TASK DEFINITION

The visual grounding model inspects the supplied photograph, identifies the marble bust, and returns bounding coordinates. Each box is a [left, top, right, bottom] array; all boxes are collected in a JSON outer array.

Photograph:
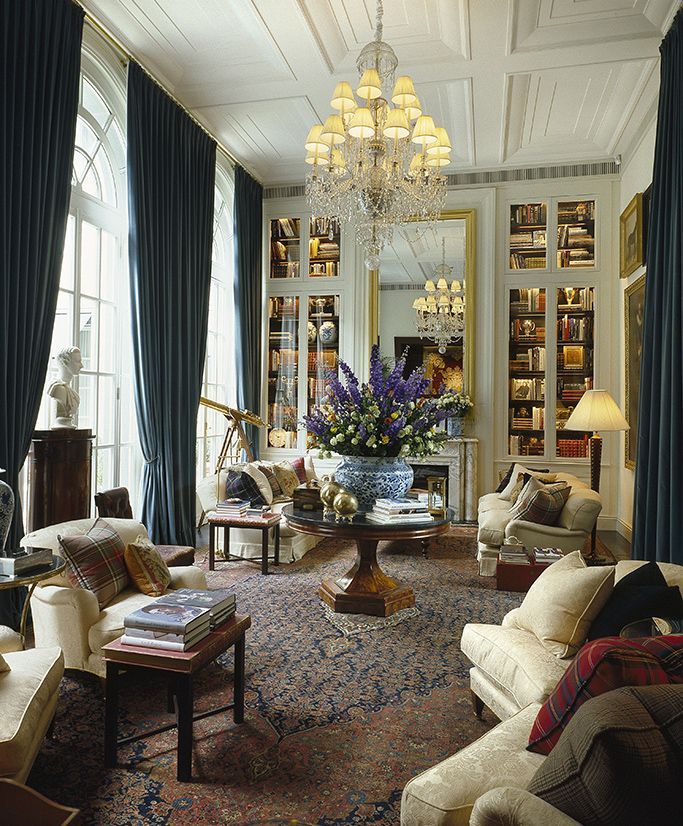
[[47, 346, 83, 429]]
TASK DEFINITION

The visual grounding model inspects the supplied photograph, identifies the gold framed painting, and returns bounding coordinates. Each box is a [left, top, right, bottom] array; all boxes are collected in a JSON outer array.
[[620, 193, 644, 278], [624, 273, 646, 469]]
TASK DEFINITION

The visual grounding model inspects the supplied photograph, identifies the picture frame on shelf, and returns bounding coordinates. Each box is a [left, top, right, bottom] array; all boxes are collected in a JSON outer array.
[[562, 345, 585, 370], [624, 273, 646, 469], [620, 193, 644, 278]]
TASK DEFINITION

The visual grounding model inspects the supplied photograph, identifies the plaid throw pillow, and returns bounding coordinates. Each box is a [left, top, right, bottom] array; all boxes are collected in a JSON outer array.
[[288, 456, 308, 484], [510, 480, 571, 525], [257, 464, 282, 498], [58, 518, 129, 608], [527, 635, 683, 755], [225, 469, 265, 506]]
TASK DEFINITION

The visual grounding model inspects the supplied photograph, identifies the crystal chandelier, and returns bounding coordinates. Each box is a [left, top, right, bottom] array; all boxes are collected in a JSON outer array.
[[304, 0, 449, 270], [413, 238, 465, 353]]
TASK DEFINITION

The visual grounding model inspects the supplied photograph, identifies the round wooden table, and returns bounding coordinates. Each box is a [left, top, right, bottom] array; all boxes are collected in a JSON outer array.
[[286, 508, 454, 617]]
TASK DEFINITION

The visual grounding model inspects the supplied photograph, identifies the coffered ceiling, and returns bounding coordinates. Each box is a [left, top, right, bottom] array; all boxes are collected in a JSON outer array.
[[80, 0, 678, 184]]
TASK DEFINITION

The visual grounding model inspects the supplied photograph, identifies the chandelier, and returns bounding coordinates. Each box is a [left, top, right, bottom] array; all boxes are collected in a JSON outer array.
[[413, 238, 465, 353], [304, 0, 449, 270]]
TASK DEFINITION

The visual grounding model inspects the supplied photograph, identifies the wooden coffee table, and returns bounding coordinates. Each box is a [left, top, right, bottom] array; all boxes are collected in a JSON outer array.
[[208, 512, 281, 575], [286, 508, 453, 617], [102, 613, 250, 782]]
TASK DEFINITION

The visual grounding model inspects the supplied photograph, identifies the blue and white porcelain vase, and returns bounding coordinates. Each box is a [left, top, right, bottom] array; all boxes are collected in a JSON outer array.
[[334, 456, 414, 510], [0, 468, 14, 552], [447, 417, 463, 437]]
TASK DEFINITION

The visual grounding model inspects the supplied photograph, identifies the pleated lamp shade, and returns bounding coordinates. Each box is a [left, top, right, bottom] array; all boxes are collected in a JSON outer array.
[[564, 390, 630, 432]]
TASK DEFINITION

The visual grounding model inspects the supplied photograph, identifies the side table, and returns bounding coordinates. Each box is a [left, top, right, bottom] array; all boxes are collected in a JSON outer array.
[[208, 513, 281, 575], [0, 555, 65, 647], [103, 613, 251, 782], [496, 560, 548, 592]]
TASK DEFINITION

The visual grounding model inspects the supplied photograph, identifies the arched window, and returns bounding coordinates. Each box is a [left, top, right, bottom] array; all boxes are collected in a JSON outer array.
[[35, 33, 141, 506], [196, 163, 236, 481]]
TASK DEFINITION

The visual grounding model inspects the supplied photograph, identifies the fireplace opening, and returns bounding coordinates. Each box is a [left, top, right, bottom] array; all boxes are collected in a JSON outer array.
[[409, 463, 449, 505]]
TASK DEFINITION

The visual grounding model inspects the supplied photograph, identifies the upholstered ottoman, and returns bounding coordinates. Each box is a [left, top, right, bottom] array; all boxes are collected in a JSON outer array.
[[156, 544, 195, 567], [400, 703, 544, 826]]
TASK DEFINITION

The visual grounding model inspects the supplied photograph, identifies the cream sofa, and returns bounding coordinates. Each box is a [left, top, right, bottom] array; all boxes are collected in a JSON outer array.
[[461, 559, 683, 722], [0, 646, 64, 784], [477, 472, 602, 576], [21, 518, 206, 678], [402, 559, 683, 825], [196, 456, 321, 563]]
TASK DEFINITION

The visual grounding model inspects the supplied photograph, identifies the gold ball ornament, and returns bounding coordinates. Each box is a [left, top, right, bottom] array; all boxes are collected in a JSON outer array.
[[333, 490, 359, 522], [320, 475, 344, 517]]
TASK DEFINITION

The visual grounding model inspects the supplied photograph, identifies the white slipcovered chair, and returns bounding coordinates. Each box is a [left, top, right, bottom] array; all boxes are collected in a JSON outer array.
[[21, 517, 206, 678]]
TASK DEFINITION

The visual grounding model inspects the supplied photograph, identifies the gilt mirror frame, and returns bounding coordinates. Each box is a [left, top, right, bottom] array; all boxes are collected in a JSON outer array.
[[369, 208, 476, 397]]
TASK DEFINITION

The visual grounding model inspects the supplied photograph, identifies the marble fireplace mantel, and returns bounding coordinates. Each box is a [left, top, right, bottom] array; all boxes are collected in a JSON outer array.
[[408, 438, 478, 523]]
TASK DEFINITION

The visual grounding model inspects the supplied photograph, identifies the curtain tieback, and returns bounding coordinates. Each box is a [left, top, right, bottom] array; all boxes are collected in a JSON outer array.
[[144, 455, 160, 465]]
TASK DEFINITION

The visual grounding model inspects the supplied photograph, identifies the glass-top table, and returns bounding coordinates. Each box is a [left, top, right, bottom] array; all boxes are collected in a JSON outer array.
[[286, 507, 454, 617]]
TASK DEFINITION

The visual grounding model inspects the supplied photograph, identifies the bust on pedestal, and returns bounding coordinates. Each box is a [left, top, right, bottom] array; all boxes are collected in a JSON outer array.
[[29, 346, 94, 532], [47, 346, 83, 429]]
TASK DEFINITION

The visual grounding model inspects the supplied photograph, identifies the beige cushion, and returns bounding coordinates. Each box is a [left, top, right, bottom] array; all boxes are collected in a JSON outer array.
[[0, 653, 9, 673], [471, 788, 581, 826], [478, 508, 513, 546], [243, 463, 274, 505], [499, 464, 557, 500], [273, 462, 300, 497], [401, 703, 545, 826], [556, 488, 602, 532], [0, 647, 64, 777], [514, 551, 614, 657], [124, 535, 172, 596], [461, 624, 569, 708], [0, 627, 22, 655], [478, 493, 513, 514]]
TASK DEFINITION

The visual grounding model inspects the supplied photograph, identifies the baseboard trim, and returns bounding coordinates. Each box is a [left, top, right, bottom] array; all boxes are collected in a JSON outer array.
[[596, 515, 617, 531], [617, 519, 632, 542]]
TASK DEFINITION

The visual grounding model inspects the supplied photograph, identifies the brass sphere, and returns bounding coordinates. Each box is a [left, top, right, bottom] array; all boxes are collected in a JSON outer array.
[[333, 490, 359, 522], [320, 475, 344, 516]]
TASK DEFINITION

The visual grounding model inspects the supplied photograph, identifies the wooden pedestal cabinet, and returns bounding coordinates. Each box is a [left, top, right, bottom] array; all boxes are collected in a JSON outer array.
[[29, 429, 94, 531]]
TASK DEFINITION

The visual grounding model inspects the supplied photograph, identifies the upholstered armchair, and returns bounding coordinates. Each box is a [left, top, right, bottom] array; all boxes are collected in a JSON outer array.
[[20, 518, 206, 678]]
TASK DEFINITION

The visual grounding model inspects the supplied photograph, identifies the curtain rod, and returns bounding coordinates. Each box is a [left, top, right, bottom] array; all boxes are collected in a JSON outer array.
[[77, 3, 263, 184]]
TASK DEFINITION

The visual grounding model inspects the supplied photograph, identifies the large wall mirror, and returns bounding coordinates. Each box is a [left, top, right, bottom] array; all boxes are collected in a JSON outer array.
[[374, 209, 475, 395]]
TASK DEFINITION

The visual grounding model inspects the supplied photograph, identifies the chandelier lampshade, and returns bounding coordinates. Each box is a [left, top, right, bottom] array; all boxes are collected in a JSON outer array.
[[304, 0, 449, 268]]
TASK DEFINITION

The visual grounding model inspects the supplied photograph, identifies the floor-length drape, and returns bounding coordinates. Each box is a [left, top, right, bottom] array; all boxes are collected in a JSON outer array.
[[0, 0, 83, 626], [234, 166, 264, 460], [632, 10, 683, 564], [127, 62, 215, 546]]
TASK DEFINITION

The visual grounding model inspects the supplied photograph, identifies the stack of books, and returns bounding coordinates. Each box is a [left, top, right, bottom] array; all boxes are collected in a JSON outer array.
[[533, 548, 564, 565], [122, 588, 236, 651], [215, 498, 249, 517], [365, 499, 434, 524], [0, 547, 52, 576], [499, 545, 531, 564]]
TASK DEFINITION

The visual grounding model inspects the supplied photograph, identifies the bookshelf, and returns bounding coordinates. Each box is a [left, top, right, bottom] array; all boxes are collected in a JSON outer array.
[[270, 217, 301, 279], [555, 286, 594, 458], [557, 200, 595, 269], [306, 294, 340, 435], [266, 296, 299, 448], [508, 288, 546, 456], [308, 218, 340, 278], [509, 202, 547, 270]]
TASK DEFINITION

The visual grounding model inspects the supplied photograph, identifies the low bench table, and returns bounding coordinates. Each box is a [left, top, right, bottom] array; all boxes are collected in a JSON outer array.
[[103, 613, 251, 782], [208, 512, 281, 575]]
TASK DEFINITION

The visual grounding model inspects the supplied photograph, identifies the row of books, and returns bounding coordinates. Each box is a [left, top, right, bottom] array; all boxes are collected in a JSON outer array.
[[510, 289, 546, 312], [508, 435, 544, 456], [557, 250, 594, 268], [271, 218, 299, 238], [122, 588, 236, 652], [510, 377, 545, 401], [557, 439, 589, 458], [510, 253, 547, 269], [510, 407, 544, 430], [557, 224, 593, 248], [510, 346, 545, 372], [511, 204, 546, 225], [365, 498, 434, 525], [558, 202, 594, 222], [533, 547, 564, 565], [271, 240, 300, 262], [557, 316, 593, 341]]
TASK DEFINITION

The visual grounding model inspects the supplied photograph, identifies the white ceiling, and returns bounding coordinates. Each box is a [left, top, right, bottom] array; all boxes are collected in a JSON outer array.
[[80, 0, 677, 184]]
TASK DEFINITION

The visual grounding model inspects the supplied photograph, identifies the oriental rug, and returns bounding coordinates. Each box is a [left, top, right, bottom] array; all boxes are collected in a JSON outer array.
[[29, 528, 523, 825]]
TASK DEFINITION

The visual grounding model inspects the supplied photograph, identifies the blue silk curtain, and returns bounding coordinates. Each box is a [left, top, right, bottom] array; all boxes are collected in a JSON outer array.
[[234, 166, 264, 459], [0, 0, 83, 626], [127, 62, 216, 546], [632, 11, 683, 564]]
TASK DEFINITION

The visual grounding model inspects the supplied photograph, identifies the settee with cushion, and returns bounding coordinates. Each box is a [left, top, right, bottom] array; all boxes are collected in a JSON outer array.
[[196, 455, 321, 563], [0, 647, 64, 783], [21, 517, 206, 677], [477, 467, 602, 576], [461, 555, 683, 721]]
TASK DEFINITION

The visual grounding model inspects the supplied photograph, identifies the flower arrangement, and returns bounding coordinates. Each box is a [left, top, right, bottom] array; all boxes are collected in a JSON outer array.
[[304, 345, 473, 459]]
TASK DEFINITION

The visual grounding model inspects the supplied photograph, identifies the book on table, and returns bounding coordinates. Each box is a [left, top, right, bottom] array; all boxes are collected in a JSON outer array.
[[121, 624, 211, 651], [124, 602, 211, 636], [159, 588, 236, 627], [374, 498, 429, 512], [0, 546, 53, 576], [365, 512, 434, 524]]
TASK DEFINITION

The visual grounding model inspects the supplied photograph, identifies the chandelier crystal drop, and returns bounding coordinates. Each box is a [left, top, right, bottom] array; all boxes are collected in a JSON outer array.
[[304, 0, 449, 269], [413, 238, 465, 354]]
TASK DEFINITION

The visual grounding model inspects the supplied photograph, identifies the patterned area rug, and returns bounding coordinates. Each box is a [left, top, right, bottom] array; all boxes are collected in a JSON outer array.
[[29, 528, 523, 825]]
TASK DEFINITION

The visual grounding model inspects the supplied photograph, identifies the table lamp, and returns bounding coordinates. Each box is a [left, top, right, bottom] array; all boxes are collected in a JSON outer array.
[[564, 389, 629, 558]]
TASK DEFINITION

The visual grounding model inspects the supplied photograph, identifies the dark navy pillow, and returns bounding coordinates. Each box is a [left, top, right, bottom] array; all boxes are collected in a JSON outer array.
[[588, 562, 682, 639], [225, 470, 265, 506]]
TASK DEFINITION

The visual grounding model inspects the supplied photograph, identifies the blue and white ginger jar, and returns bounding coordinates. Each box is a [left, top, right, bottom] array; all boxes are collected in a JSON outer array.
[[334, 456, 414, 510]]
